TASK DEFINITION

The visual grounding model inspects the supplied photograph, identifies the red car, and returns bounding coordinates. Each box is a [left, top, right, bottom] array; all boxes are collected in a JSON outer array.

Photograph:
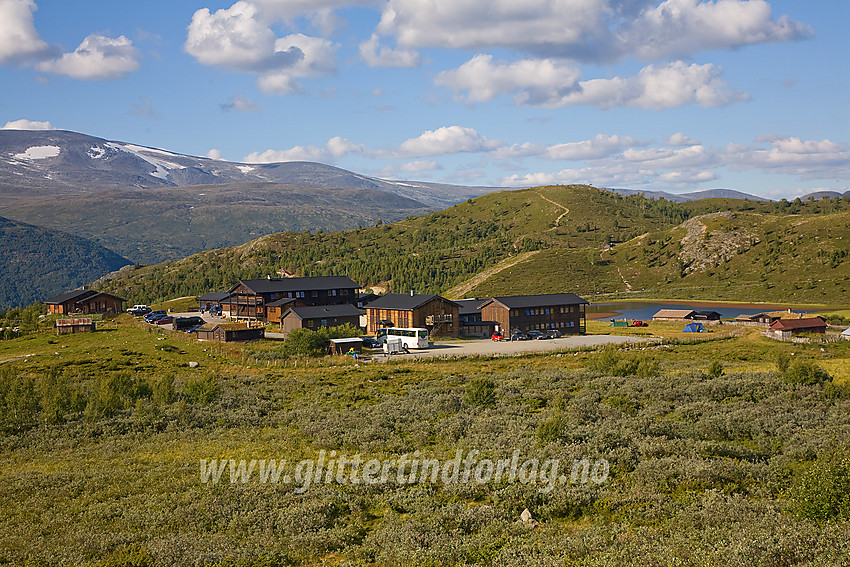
[[491, 332, 505, 341], [154, 316, 174, 325], [630, 319, 648, 327]]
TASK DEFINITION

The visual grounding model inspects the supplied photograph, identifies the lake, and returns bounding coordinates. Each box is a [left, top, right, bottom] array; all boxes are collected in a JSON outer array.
[[585, 300, 814, 322]]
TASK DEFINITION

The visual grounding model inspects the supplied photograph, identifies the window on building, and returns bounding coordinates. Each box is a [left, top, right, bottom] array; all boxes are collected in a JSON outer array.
[[545, 308, 550, 315], [311, 291, 319, 298], [331, 290, 337, 296], [321, 319, 327, 327]]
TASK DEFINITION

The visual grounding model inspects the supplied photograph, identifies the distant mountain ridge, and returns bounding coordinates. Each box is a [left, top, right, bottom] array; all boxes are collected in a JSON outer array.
[[608, 187, 770, 202], [0, 129, 499, 209]]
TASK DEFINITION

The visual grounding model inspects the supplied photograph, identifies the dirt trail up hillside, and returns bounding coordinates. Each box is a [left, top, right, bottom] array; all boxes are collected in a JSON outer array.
[[445, 250, 541, 299], [536, 191, 570, 229]]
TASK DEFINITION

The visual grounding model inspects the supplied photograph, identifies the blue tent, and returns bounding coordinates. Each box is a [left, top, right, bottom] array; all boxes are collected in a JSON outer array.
[[683, 322, 707, 333]]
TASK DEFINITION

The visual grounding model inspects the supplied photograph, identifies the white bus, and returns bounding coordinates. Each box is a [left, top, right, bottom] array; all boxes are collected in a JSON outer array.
[[376, 327, 430, 350]]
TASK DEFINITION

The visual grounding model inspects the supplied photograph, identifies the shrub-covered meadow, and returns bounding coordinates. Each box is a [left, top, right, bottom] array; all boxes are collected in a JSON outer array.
[[0, 320, 848, 566]]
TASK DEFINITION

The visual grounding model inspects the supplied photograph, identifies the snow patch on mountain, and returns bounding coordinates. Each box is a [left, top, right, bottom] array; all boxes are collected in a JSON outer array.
[[88, 146, 106, 159], [106, 142, 186, 180], [13, 145, 61, 160]]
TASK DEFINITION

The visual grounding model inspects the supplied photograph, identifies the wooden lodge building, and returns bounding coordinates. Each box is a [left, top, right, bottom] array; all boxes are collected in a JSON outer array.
[[279, 304, 363, 337], [365, 293, 460, 337], [455, 298, 499, 338], [479, 293, 589, 334], [45, 289, 125, 315], [225, 276, 359, 322], [768, 317, 828, 341]]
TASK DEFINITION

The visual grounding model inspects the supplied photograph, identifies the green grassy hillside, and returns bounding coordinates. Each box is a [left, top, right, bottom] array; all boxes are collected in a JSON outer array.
[[95, 185, 693, 303], [96, 186, 850, 305], [0, 216, 131, 308], [474, 209, 850, 303]]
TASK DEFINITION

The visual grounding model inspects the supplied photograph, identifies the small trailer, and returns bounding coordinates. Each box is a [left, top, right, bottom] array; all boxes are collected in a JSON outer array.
[[383, 338, 409, 355]]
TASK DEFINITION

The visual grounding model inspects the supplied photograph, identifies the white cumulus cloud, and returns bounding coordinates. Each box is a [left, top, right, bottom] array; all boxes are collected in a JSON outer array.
[[2, 118, 54, 130], [0, 0, 50, 64], [435, 54, 581, 105], [559, 61, 749, 109], [726, 136, 850, 178], [620, 0, 813, 61], [221, 95, 261, 112], [390, 126, 503, 158], [186, 2, 339, 94], [256, 34, 338, 93], [666, 132, 701, 146], [243, 136, 363, 163], [185, 1, 279, 70], [543, 134, 643, 160], [359, 33, 421, 68], [37, 34, 139, 79], [377, 0, 809, 62], [438, 59, 746, 109]]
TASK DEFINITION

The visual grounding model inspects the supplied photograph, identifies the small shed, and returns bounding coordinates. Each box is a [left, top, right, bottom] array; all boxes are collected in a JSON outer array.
[[328, 337, 363, 355], [692, 311, 722, 321], [195, 322, 264, 342], [55, 318, 95, 335], [609, 320, 629, 327], [683, 322, 707, 333]]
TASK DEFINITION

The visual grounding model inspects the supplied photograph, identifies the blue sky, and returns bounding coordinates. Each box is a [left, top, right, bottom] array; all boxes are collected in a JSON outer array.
[[0, 0, 847, 198]]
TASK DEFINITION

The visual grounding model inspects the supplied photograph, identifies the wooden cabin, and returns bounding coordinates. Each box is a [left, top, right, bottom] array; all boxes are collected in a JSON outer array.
[[365, 293, 460, 337], [479, 293, 588, 335]]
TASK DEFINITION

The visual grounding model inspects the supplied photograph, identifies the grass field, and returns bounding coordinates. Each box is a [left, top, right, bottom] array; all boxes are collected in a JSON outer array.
[[1, 314, 849, 565]]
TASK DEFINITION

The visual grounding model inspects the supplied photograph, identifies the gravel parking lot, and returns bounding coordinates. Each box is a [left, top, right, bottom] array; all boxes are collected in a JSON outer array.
[[388, 334, 651, 359]]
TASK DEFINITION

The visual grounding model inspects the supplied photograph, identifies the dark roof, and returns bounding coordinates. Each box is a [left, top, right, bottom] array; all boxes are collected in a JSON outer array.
[[365, 293, 460, 311], [198, 291, 231, 302], [770, 317, 827, 331], [44, 289, 96, 304], [480, 293, 588, 310], [266, 297, 297, 307], [455, 298, 487, 315], [77, 291, 126, 303], [229, 276, 359, 294], [282, 304, 364, 320]]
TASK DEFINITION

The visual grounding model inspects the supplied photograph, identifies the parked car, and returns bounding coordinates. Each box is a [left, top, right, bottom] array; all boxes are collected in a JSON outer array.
[[545, 329, 561, 339], [361, 337, 381, 349], [143, 310, 167, 323], [185, 324, 204, 334], [510, 331, 527, 341], [526, 330, 548, 340], [154, 316, 174, 325], [208, 305, 223, 317], [128, 304, 151, 316], [491, 332, 505, 341], [173, 316, 204, 331], [630, 319, 649, 327]]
